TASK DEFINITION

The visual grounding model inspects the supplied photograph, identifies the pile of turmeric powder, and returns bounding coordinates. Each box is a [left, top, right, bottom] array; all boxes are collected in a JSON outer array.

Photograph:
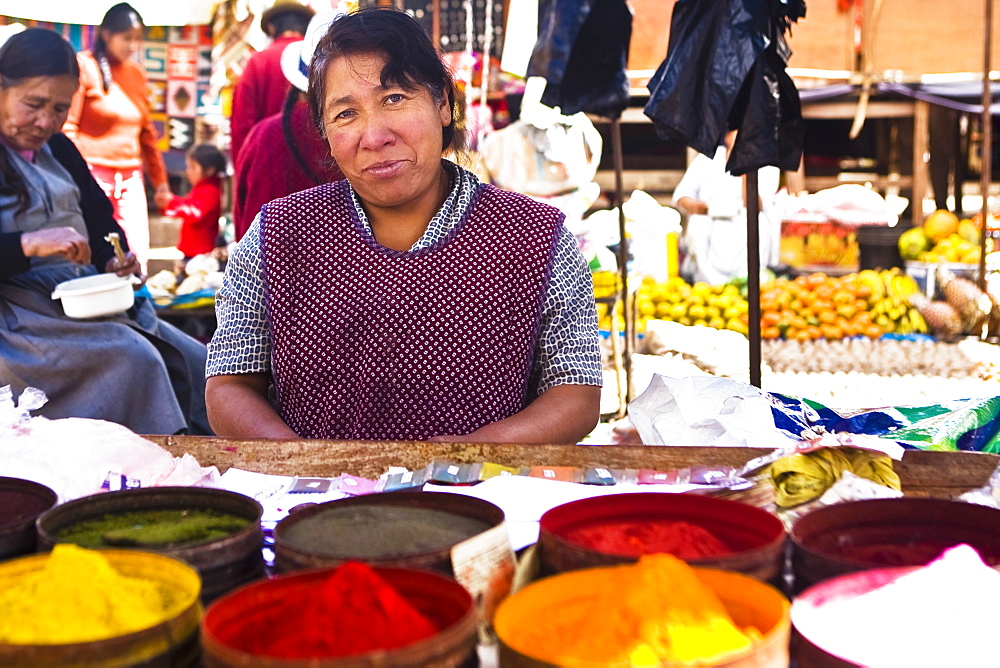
[[497, 554, 762, 666], [0, 544, 177, 644]]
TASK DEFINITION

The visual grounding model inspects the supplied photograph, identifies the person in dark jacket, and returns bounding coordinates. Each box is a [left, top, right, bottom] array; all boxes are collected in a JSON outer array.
[[0, 28, 210, 435]]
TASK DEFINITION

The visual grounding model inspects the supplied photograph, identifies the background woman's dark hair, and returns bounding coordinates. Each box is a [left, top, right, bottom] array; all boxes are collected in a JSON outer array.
[[306, 7, 464, 154], [281, 86, 322, 185], [93, 2, 144, 92], [187, 144, 228, 176], [268, 13, 310, 38], [0, 29, 80, 215]]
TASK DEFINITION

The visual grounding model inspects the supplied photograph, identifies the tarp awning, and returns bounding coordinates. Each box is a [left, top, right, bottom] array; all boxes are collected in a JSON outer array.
[[4, 1, 217, 26]]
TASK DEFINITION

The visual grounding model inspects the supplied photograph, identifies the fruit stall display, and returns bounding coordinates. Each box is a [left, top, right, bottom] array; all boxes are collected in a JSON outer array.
[[596, 269, 936, 340], [898, 209, 993, 266], [594, 209, 1000, 343]]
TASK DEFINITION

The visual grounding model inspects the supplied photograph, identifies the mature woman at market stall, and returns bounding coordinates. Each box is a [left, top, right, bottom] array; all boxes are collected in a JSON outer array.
[[206, 8, 602, 442], [0, 28, 210, 435]]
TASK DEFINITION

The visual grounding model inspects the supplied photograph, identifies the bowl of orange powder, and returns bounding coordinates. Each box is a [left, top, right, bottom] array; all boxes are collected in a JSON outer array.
[[495, 553, 790, 667], [538, 492, 786, 585]]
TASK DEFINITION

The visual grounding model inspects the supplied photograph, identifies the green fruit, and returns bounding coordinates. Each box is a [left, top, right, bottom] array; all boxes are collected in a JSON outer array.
[[898, 227, 931, 261], [958, 219, 981, 245]]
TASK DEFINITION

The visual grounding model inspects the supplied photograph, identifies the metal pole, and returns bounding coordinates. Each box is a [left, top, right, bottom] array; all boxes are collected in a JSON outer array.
[[980, 0, 994, 292], [746, 170, 762, 387], [611, 117, 633, 407]]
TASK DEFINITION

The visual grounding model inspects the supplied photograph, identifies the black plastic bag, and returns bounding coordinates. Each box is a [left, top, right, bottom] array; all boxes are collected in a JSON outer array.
[[526, 0, 633, 120], [644, 0, 805, 174]]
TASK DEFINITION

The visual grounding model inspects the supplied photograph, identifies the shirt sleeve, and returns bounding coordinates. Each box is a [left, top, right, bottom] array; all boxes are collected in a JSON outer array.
[[0, 232, 30, 280], [134, 65, 168, 189], [206, 215, 271, 376], [62, 53, 97, 145], [532, 226, 603, 394], [163, 190, 206, 225], [672, 153, 713, 206]]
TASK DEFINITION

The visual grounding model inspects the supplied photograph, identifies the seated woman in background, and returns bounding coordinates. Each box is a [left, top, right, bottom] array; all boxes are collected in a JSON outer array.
[[0, 29, 210, 435], [206, 8, 602, 442]]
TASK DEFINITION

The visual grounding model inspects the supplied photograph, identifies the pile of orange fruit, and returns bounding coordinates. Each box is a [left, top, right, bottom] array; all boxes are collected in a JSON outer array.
[[760, 273, 884, 340]]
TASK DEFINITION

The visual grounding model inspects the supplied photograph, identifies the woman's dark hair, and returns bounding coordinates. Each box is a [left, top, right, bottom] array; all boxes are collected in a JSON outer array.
[[187, 144, 227, 176], [306, 7, 464, 154], [281, 86, 321, 185], [268, 13, 310, 38], [0, 29, 80, 215], [93, 3, 144, 92]]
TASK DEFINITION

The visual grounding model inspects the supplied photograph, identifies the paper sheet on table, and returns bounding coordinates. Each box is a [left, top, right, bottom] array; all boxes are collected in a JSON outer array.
[[218, 468, 348, 525], [425, 476, 701, 551], [628, 374, 800, 448]]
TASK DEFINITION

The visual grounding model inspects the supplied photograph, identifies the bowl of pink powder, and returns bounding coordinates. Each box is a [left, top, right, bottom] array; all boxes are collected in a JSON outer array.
[[792, 544, 1000, 667]]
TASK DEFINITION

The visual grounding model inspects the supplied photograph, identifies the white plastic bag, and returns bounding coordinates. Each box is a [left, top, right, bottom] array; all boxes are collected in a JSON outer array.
[[1, 385, 219, 501], [628, 374, 799, 448], [481, 112, 602, 197]]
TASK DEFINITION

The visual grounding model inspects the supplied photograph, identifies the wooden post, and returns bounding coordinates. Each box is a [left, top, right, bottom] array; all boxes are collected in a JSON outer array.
[[747, 171, 761, 388], [611, 117, 633, 410], [912, 100, 930, 228], [980, 0, 994, 292]]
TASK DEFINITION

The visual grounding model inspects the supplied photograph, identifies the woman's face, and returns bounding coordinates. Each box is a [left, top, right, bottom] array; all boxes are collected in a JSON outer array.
[[321, 52, 451, 215], [0, 75, 78, 152], [102, 25, 143, 65]]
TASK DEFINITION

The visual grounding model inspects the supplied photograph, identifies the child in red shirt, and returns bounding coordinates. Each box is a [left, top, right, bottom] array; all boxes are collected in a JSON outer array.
[[162, 144, 227, 258]]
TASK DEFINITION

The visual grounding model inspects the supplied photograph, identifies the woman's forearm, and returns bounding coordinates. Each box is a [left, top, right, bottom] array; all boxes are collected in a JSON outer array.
[[430, 383, 602, 444], [205, 373, 299, 439]]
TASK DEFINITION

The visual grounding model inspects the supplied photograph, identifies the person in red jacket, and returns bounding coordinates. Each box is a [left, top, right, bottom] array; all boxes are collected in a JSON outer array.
[[233, 10, 344, 240], [162, 144, 226, 259], [229, 0, 314, 162]]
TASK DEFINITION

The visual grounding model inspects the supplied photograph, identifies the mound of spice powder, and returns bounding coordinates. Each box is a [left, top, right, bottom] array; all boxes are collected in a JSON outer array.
[[793, 544, 1000, 666], [0, 544, 174, 644], [222, 562, 439, 659], [501, 553, 760, 665], [563, 519, 732, 559]]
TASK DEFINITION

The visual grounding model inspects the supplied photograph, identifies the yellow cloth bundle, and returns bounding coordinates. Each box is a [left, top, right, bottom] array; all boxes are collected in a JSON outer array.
[[770, 447, 901, 508]]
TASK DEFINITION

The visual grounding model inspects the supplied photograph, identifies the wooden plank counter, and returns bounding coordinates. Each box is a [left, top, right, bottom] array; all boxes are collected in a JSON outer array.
[[149, 437, 999, 500]]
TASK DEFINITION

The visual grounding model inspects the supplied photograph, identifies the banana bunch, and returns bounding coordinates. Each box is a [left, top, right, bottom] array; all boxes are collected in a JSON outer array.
[[856, 268, 922, 302], [858, 268, 928, 334], [869, 297, 928, 334], [856, 269, 887, 301]]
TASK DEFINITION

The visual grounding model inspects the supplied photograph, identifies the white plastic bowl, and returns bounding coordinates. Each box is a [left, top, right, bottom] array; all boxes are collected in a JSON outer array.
[[51, 273, 134, 319]]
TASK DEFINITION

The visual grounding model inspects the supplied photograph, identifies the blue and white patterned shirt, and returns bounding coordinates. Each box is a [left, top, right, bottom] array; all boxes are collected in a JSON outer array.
[[207, 162, 602, 394]]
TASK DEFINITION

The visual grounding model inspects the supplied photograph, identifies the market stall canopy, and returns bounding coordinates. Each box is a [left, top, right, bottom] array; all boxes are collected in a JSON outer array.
[[797, 80, 1000, 111], [4, 0, 216, 26]]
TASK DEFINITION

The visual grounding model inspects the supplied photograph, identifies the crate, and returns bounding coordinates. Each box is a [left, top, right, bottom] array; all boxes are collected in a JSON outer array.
[[780, 220, 859, 268]]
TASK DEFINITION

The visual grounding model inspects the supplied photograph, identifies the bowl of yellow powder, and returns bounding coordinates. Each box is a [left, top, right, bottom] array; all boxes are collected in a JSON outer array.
[[0, 544, 202, 666], [495, 554, 790, 667]]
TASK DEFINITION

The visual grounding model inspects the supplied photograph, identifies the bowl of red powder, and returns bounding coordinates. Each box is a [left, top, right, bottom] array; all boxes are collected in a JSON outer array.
[[790, 497, 1000, 593], [0, 476, 58, 562], [538, 493, 786, 585], [200, 561, 477, 667]]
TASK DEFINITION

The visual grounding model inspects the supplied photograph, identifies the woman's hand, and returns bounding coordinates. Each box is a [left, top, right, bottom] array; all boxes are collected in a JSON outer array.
[[20, 227, 91, 265], [105, 251, 142, 280]]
